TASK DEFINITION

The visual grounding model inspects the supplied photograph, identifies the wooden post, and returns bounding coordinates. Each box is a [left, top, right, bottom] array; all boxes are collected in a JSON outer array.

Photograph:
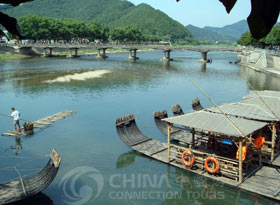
[[192, 128, 195, 148], [271, 123, 276, 161], [239, 140, 243, 183], [258, 150, 262, 166], [167, 123, 171, 163]]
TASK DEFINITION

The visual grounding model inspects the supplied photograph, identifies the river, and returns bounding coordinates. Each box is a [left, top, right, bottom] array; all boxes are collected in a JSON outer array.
[[0, 50, 278, 205]]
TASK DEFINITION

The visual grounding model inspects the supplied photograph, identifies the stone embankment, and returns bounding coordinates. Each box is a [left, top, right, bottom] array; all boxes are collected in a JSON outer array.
[[238, 49, 280, 77]]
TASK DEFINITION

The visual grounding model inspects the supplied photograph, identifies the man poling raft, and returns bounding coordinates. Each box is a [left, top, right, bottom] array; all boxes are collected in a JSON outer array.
[[1, 110, 75, 137], [6, 107, 34, 134]]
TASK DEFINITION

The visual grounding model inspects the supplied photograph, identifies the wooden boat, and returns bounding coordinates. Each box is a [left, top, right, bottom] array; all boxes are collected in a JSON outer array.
[[171, 104, 184, 116], [153, 110, 195, 145], [192, 97, 203, 111], [0, 149, 61, 204]]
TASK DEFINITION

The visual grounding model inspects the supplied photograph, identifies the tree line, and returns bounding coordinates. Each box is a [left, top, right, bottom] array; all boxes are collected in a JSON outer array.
[[238, 24, 280, 47], [16, 15, 169, 43]]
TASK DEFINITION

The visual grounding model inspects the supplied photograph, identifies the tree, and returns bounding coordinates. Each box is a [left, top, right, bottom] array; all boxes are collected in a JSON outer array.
[[237, 32, 254, 46], [1, 0, 280, 40], [87, 21, 109, 42], [110, 25, 144, 42]]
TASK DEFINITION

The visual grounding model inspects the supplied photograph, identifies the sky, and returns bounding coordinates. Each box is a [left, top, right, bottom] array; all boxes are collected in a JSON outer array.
[[128, 0, 251, 28]]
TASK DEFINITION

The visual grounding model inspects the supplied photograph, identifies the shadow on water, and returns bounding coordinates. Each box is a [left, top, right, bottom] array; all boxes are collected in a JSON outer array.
[[7, 192, 53, 205]]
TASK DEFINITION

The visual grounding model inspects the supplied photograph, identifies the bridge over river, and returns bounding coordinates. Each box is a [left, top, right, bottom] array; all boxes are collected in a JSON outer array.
[[0, 43, 241, 62]]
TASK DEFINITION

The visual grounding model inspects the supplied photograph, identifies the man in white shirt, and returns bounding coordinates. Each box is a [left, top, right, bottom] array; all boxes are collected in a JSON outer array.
[[9, 107, 21, 132]]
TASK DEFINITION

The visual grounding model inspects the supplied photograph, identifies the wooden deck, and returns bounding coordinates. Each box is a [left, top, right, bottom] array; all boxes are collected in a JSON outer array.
[[2, 110, 75, 137], [240, 165, 280, 201], [272, 155, 280, 167]]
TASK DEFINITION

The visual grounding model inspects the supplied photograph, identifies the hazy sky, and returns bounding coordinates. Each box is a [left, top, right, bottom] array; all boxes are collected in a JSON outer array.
[[129, 0, 251, 28]]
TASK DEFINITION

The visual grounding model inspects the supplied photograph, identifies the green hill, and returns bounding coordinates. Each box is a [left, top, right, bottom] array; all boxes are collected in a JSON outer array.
[[186, 24, 227, 42], [204, 20, 249, 42], [4, 0, 193, 40], [187, 20, 249, 42]]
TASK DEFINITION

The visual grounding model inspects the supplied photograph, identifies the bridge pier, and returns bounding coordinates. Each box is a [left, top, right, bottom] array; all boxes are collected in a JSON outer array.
[[199, 51, 208, 63], [69, 48, 80, 58], [128, 48, 139, 60], [43, 47, 54, 57], [96, 48, 108, 59], [162, 49, 173, 61]]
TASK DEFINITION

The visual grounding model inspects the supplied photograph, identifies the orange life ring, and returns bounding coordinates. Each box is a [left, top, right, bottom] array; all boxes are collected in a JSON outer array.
[[181, 150, 195, 167], [205, 157, 219, 174], [253, 136, 265, 149], [236, 145, 248, 161]]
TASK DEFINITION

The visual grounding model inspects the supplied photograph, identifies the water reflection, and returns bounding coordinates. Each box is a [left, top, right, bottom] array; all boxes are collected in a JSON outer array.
[[201, 63, 207, 72], [116, 151, 136, 169], [240, 65, 280, 91], [115, 152, 274, 204], [5, 136, 22, 155]]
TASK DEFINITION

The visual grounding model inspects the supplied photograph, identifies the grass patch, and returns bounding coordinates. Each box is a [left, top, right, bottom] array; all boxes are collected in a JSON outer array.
[[0, 54, 26, 60]]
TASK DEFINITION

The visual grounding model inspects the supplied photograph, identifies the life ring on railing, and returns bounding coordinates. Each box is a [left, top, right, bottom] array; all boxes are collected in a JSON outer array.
[[205, 157, 219, 174], [253, 136, 265, 149], [181, 150, 195, 167]]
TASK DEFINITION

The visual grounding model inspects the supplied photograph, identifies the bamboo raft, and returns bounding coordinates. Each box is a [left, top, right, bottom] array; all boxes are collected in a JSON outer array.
[[0, 149, 61, 204], [153, 110, 194, 145], [116, 113, 280, 202], [2, 110, 75, 137]]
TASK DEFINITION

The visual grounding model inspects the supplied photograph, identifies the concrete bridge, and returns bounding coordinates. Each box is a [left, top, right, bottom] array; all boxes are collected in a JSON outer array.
[[0, 43, 241, 62]]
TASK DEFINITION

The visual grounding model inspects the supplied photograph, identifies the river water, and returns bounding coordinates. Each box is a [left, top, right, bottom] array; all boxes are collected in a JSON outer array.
[[0, 50, 278, 205]]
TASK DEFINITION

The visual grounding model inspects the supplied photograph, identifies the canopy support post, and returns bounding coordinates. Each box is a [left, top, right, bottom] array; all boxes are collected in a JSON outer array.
[[192, 128, 195, 148], [239, 140, 243, 183], [167, 123, 171, 163], [271, 122, 276, 161]]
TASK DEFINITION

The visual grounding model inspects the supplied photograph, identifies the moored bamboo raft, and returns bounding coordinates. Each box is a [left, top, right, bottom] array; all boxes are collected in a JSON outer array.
[[2, 110, 75, 137], [192, 97, 204, 111], [171, 104, 184, 116], [0, 149, 61, 204], [116, 114, 280, 202]]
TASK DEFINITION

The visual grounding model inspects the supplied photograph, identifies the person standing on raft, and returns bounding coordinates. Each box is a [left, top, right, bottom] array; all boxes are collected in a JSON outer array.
[[9, 107, 21, 132]]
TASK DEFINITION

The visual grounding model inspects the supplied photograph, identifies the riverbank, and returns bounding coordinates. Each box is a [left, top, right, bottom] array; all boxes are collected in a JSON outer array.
[[0, 53, 27, 60], [238, 49, 280, 77]]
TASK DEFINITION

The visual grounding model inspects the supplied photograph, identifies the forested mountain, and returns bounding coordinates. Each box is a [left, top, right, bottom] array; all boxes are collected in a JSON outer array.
[[4, 0, 193, 41], [187, 20, 249, 42], [204, 20, 249, 42], [186, 25, 227, 42]]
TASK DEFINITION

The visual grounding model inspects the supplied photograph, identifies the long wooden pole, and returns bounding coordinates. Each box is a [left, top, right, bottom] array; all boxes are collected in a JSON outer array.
[[254, 91, 280, 121]]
